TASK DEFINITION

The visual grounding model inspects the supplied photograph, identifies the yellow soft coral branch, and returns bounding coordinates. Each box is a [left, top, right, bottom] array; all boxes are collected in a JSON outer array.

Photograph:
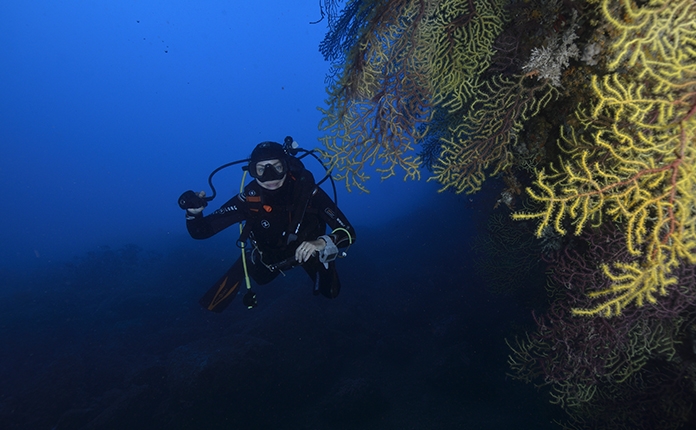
[[572, 258, 679, 317], [514, 0, 696, 316], [318, 0, 439, 191], [604, 0, 696, 93], [426, 0, 508, 111], [319, 0, 508, 191], [432, 74, 557, 194]]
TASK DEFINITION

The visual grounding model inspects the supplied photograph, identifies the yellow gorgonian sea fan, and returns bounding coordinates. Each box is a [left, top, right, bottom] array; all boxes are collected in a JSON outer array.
[[513, 0, 696, 317], [319, 0, 507, 192]]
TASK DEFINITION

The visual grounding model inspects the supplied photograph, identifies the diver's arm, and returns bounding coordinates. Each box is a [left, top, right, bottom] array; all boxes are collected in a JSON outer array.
[[186, 195, 246, 239], [311, 188, 356, 248]]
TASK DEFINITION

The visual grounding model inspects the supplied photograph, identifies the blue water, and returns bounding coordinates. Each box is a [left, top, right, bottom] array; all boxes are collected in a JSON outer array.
[[1, 1, 558, 429]]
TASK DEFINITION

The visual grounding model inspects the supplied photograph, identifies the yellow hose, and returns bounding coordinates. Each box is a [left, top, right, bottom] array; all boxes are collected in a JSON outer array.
[[239, 171, 252, 293]]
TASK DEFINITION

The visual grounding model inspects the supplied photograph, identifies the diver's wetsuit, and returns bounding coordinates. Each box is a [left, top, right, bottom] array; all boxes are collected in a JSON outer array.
[[186, 173, 355, 312]]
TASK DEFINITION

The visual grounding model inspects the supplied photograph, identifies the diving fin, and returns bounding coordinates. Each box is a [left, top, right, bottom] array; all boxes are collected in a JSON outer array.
[[199, 261, 243, 313]]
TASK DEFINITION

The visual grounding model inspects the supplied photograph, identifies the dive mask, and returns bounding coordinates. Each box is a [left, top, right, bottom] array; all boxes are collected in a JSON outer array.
[[250, 159, 287, 183]]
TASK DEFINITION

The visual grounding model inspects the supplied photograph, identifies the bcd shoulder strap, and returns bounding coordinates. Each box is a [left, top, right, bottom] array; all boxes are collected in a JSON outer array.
[[285, 168, 317, 244]]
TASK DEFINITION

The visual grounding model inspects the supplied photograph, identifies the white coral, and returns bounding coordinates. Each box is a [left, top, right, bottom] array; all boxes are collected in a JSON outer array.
[[522, 18, 580, 87]]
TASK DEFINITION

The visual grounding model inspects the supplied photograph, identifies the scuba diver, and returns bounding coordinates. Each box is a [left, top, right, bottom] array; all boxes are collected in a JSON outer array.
[[178, 138, 355, 312]]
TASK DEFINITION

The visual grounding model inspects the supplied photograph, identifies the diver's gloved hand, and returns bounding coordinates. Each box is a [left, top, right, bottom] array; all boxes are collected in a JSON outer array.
[[178, 190, 207, 215], [294, 239, 327, 263]]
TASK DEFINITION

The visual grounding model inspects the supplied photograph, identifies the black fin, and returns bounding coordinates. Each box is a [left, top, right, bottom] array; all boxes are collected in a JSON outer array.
[[199, 263, 243, 313]]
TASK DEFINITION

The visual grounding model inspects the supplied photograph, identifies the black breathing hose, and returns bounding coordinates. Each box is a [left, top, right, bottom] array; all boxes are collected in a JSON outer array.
[[203, 148, 337, 205], [204, 159, 249, 202]]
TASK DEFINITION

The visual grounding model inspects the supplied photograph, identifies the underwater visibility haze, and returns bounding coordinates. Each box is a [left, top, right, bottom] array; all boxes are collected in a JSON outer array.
[[2, 0, 696, 429]]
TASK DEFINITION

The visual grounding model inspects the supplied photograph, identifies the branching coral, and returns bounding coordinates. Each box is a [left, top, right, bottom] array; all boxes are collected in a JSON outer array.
[[318, 0, 436, 191], [425, 0, 509, 111], [603, 0, 696, 94], [513, 0, 696, 316], [507, 223, 696, 428], [521, 12, 580, 87], [318, 0, 376, 63], [318, 0, 508, 192], [432, 74, 558, 193]]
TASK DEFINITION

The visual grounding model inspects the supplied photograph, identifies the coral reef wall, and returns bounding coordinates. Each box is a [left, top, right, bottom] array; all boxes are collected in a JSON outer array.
[[318, 0, 696, 428]]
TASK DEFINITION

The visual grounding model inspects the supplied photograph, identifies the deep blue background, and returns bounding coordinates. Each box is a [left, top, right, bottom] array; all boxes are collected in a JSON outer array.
[[0, 0, 436, 269], [0, 1, 556, 429]]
